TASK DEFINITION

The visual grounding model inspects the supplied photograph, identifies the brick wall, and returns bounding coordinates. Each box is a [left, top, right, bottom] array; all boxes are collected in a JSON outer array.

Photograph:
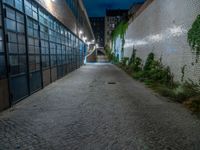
[[124, 0, 200, 83]]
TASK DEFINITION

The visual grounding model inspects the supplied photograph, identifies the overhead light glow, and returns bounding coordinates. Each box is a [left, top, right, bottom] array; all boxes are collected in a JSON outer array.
[[79, 30, 83, 35]]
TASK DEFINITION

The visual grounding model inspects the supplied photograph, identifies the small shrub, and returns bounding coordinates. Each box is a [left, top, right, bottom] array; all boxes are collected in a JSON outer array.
[[144, 52, 155, 71], [128, 49, 136, 66], [118, 51, 200, 113], [144, 79, 154, 86], [132, 71, 144, 80], [158, 82, 200, 103], [150, 84, 175, 98], [112, 55, 119, 64], [130, 57, 142, 72], [142, 53, 174, 86], [184, 96, 200, 113], [121, 57, 129, 66]]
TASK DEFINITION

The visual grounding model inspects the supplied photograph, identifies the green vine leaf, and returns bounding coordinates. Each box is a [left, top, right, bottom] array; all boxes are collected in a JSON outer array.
[[111, 21, 128, 55], [111, 21, 128, 42], [188, 15, 200, 56]]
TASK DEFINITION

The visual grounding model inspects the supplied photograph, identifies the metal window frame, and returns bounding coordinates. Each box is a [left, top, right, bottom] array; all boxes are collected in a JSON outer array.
[[1, 0, 87, 105]]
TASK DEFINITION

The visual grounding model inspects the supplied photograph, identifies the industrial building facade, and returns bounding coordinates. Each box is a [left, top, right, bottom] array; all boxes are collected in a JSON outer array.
[[0, 0, 94, 111]]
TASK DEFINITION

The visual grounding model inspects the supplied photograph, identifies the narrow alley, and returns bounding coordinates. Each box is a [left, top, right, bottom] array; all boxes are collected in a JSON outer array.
[[0, 63, 200, 150]]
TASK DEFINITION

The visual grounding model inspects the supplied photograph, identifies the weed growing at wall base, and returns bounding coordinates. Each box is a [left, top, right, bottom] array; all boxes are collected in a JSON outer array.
[[115, 51, 200, 114]]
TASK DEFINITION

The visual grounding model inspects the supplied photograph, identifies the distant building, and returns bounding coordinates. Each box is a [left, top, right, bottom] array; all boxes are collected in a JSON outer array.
[[90, 17, 105, 48], [105, 9, 128, 47]]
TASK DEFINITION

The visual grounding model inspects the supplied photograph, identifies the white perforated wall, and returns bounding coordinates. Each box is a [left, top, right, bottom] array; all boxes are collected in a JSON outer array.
[[123, 0, 200, 83]]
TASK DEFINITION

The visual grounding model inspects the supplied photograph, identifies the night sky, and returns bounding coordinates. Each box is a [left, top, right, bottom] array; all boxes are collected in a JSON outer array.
[[83, 0, 145, 17]]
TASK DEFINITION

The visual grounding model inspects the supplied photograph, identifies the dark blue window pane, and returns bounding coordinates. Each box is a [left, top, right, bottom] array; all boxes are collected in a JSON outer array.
[[15, 0, 23, 12], [6, 19, 16, 31], [0, 56, 6, 76], [3, 0, 14, 7]]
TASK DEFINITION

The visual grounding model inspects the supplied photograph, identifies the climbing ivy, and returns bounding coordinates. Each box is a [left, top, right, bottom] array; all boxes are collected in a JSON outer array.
[[188, 15, 200, 55], [111, 21, 128, 41], [111, 21, 128, 53], [108, 21, 129, 63]]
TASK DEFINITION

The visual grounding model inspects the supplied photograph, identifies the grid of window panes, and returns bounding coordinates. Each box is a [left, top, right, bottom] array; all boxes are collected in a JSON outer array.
[[61, 26, 66, 66], [3, 0, 23, 12], [0, 4, 6, 78], [54, 22, 60, 66], [2, 0, 86, 79], [72, 34, 77, 70], [78, 40, 81, 66], [74, 35, 78, 69], [50, 42, 56, 67], [24, 0, 38, 20], [40, 40, 49, 69], [80, 41, 84, 65], [67, 32, 71, 70], [73, 36, 76, 64], [68, 33, 73, 70], [70, 34, 73, 69], [39, 8, 50, 69], [75, 38, 79, 68], [65, 32, 69, 70], [48, 16, 57, 68], [57, 44, 62, 66], [5, 6, 27, 75], [27, 18, 40, 72]]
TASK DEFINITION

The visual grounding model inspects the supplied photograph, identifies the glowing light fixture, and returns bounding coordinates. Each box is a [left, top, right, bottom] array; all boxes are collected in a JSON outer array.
[[83, 36, 87, 42], [79, 30, 83, 35], [87, 42, 91, 45]]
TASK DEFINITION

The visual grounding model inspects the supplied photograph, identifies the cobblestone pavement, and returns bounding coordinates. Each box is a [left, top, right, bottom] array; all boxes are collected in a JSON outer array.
[[0, 63, 200, 150]]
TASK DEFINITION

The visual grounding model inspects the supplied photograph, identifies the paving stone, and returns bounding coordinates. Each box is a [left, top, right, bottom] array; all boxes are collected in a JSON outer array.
[[0, 63, 200, 150]]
